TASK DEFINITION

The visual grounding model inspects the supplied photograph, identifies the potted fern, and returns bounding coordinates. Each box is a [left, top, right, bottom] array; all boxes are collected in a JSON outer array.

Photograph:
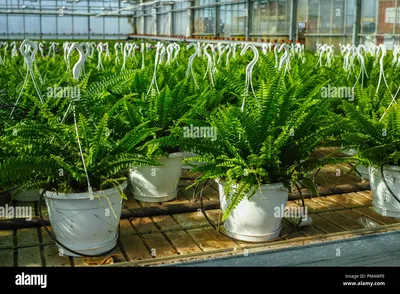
[[0, 99, 156, 256], [177, 75, 344, 242], [118, 70, 221, 202], [127, 87, 185, 203], [343, 102, 400, 218]]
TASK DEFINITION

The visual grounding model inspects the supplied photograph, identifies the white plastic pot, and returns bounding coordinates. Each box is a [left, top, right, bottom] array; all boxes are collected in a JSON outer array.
[[217, 179, 289, 242], [44, 182, 126, 257], [182, 151, 197, 170], [129, 152, 183, 202], [341, 149, 370, 180], [181, 151, 205, 170], [11, 188, 41, 202], [370, 165, 400, 218], [356, 164, 370, 180]]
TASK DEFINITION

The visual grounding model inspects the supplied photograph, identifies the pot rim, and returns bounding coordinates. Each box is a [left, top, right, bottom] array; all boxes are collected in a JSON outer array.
[[371, 165, 400, 172], [158, 152, 184, 160], [132, 152, 184, 169], [215, 178, 287, 191], [45, 181, 127, 200]]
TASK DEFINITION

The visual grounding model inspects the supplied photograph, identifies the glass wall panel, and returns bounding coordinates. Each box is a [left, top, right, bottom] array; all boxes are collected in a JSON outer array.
[[220, 4, 246, 37], [0, 15, 7, 36], [121, 9, 134, 35], [8, 15, 24, 36], [105, 17, 119, 36], [42, 15, 57, 37], [158, 5, 171, 35], [194, 8, 215, 34], [144, 7, 156, 34], [250, 0, 289, 39], [173, 3, 189, 36], [25, 15, 40, 37], [74, 16, 89, 37]]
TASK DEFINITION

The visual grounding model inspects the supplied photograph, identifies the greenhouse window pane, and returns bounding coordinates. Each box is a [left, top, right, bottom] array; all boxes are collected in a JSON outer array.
[[195, 0, 216, 5], [144, 14, 156, 34], [194, 8, 215, 34], [25, 15, 40, 36], [8, 15, 24, 35], [319, 0, 332, 34], [134, 11, 143, 34], [346, 0, 356, 34], [308, 0, 319, 34], [105, 17, 119, 35], [251, 1, 270, 36], [0, 15, 6, 35], [42, 15, 57, 36], [73, 16, 89, 36], [173, 11, 188, 36], [90, 17, 104, 35], [224, 4, 246, 35], [276, 0, 289, 34], [332, 0, 345, 34], [267, 0, 278, 34], [58, 16, 73, 35], [158, 15, 171, 35], [361, 0, 377, 34]]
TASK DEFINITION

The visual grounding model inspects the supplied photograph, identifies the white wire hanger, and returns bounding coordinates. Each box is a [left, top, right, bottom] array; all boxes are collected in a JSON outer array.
[[11, 39, 44, 117]]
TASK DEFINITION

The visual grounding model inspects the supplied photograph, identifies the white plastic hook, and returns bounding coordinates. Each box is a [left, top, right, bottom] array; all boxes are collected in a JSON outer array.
[[185, 42, 199, 89], [231, 43, 237, 59], [64, 42, 71, 69], [68, 43, 85, 80], [203, 44, 215, 87], [225, 45, 232, 66], [104, 42, 110, 60], [11, 41, 18, 58], [166, 43, 174, 65], [351, 45, 368, 87], [115, 42, 121, 65], [1, 42, 8, 64], [96, 42, 104, 70], [140, 43, 145, 70], [240, 43, 260, 111], [0, 42, 4, 65], [81, 42, 91, 59], [90, 42, 96, 57], [38, 42, 44, 58], [127, 43, 135, 57], [158, 45, 166, 65], [377, 44, 399, 121], [80, 42, 90, 75], [274, 43, 280, 68], [20, 39, 37, 70], [278, 43, 291, 73], [392, 45, 400, 66], [48, 42, 56, 58], [146, 42, 162, 98], [11, 39, 44, 116], [66, 42, 94, 199], [172, 43, 180, 62]]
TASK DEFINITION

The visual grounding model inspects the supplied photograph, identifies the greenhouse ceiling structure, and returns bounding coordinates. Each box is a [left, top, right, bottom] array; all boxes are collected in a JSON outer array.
[[0, 0, 399, 50]]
